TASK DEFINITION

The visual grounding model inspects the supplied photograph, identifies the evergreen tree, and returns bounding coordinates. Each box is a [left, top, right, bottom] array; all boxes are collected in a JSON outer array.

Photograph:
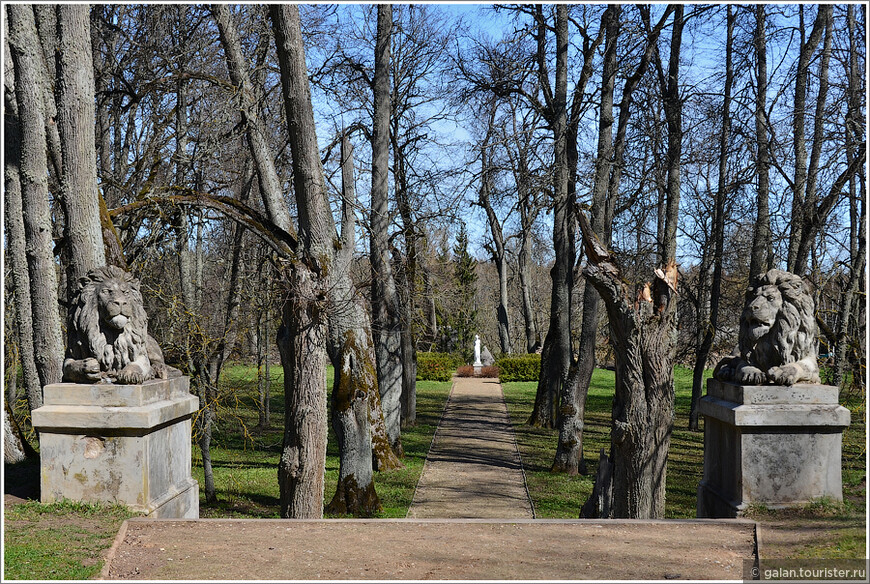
[[452, 222, 478, 353]]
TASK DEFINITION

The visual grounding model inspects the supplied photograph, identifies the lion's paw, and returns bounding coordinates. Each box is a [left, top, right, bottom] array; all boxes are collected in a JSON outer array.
[[736, 365, 766, 385], [767, 365, 798, 386], [116, 364, 148, 385]]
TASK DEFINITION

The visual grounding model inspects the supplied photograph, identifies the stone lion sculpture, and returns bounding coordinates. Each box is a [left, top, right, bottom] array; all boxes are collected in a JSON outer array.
[[63, 265, 180, 384], [713, 269, 820, 386]]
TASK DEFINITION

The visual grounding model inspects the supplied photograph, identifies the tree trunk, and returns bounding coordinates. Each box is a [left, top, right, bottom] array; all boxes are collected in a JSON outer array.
[[212, 3, 295, 236], [393, 140, 417, 427], [517, 234, 539, 353], [325, 134, 382, 516], [7, 4, 64, 394], [690, 5, 734, 431], [658, 5, 684, 267], [833, 5, 865, 389], [478, 122, 511, 355], [257, 303, 271, 429], [578, 213, 678, 519], [553, 4, 621, 472], [4, 400, 36, 463], [369, 4, 404, 455], [787, 6, 828, 272], [793, 7, 837, 275], [4, 43, 43, 413], [276, 264, 328, 518], [270, 3, 352, 515], [749, 4, 771, 283], [529, 5, 572, 429], [56, 4, 106, 291]]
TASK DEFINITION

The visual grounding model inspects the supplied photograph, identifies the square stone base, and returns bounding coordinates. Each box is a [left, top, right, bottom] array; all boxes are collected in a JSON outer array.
[[697, 379, 850, 518], [33, 377, 199, 519]]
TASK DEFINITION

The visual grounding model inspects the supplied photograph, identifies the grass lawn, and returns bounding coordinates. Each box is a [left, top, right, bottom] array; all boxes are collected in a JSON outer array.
[[502, 366, 866, 558], [3, 500, 137, 580], [191, 364, 451, 518], [3, 363, 864, 577]]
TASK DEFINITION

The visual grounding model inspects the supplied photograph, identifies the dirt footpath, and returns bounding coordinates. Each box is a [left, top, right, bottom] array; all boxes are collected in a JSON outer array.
[[101, 518, 758, 580], [407, 377, 533, 518]]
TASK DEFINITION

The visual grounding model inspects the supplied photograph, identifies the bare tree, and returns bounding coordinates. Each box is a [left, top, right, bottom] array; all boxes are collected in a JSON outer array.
[[748, 4, 772, 282], [6, 4, 64, 395], [832, 5, 867, 388], [476, 103, 511, 355], [528, 4, 572, 429], [269, 4, 335, 519], [553, 4, 673, 474], [689, 5, 735, 430], [369, 4, 404, 456], [325, 134, 382, 515]]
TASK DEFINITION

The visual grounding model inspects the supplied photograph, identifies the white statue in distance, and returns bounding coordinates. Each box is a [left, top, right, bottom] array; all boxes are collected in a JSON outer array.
[[473, 335, 482, 366]]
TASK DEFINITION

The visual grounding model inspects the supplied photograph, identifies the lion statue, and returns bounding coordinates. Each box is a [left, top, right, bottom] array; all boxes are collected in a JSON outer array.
[[713, 269, 820, 386], [63, 265, 180, 384]]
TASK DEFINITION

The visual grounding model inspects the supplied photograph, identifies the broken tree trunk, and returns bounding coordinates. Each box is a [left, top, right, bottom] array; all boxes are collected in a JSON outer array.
[[578, 212, 679, 519]]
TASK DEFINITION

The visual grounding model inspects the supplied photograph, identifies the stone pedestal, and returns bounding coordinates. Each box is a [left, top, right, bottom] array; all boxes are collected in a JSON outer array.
[[32, 377, 199, 518], [697, 379, 850, 518]]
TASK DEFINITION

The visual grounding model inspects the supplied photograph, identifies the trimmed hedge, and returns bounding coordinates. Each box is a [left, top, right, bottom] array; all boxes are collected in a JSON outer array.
[[496, 353, 541, 382], [416, 352, 463, 382]]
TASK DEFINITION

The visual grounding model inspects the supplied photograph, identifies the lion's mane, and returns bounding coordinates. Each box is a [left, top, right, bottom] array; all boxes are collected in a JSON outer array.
[[716, 269, 820, 386], [742, 270, 816, 372], [67, 265, 150, 377]]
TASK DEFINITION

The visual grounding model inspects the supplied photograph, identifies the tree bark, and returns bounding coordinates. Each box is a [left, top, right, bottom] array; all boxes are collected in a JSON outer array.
[[516, 170, 540, 354], [269, 3, 345, 516], [276, 263, 328, 518], [833, 5, 866, 388], [690, 5, 734, 431], [478, 112, 511, 355], [658, 5, 684, 267], [4, 40, 43, 413], [4, 400, 36, 463], [578, 212, 678, 519], [7, 4, 64, 394], [369, 4, 404, 455], [392, 136, 417, 427], [553, 4, 623, 473], [325, 134, 383, 516], [529, 5, 572, 429], [56, 4, 106, 291], [257, 301, 271, 429], [749, 4, 771, 282]]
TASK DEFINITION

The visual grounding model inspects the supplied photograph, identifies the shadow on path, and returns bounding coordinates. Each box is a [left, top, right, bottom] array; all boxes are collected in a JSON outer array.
[[406, 377, 534, 519]]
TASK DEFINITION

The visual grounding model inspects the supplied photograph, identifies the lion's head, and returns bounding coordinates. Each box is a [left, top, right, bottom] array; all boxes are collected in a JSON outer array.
[[715, 269, 821, 386], [739, 270, 816, 370], [65, 265, 152, 381]]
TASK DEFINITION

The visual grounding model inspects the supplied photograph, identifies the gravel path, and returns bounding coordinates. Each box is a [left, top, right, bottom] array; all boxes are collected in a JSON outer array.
[[407, 377, 534, 519]]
